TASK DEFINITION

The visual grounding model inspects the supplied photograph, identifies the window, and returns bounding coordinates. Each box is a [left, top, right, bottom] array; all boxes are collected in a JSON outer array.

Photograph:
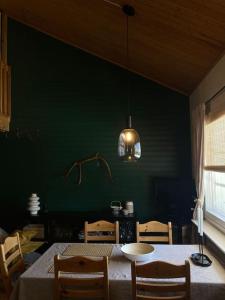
[[204, 90, 225, 233], [204, 170, 225, 232]]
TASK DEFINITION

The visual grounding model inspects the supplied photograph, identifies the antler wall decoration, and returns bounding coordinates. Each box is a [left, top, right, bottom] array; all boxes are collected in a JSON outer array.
[[65, 152, 112, 185]]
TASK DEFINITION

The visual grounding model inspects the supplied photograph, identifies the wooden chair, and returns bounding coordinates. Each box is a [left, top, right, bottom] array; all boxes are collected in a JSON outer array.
[[136, 221, 173, 244], [131, 260, 190, 300], [0, 232, 25, 299], [84, 220, 119, 243], [54, 255, 109, 300]]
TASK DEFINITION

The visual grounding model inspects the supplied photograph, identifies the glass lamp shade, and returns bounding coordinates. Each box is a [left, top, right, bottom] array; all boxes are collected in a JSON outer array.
[[118, 128, 141, 161]]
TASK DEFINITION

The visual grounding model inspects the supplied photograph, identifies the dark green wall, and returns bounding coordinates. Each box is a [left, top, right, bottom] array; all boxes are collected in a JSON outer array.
[[0, 19, 192, 221]]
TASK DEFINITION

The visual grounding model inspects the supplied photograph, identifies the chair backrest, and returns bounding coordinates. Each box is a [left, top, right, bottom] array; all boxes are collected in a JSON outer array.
[[136, 221, 173, 244], [54, 255, 109, 300], [84, 220, 119, 243], [0, 232, 25, 299], [131, 260, 190, 300]]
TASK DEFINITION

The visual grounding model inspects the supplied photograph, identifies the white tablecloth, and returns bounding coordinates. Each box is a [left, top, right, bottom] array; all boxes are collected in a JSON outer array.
[[10, 243, 225, 300]]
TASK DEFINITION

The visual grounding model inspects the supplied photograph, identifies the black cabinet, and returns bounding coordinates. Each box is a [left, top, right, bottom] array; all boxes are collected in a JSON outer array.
[[44, 211, 136, 244], [110, 214, 136, 243], [119, 219, 136, 243]]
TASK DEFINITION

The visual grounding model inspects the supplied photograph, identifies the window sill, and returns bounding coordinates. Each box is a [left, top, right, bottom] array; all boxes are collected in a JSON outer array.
[[192, 219, 225, 254]]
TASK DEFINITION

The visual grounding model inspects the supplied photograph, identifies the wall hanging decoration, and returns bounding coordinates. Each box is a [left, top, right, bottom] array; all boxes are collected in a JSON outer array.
[[118, 5, 141, 162], [65, 152, 112, 185]]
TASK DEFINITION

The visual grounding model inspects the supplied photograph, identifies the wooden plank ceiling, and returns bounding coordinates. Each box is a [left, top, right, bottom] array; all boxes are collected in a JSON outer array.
[[1, 0, 225, 95]]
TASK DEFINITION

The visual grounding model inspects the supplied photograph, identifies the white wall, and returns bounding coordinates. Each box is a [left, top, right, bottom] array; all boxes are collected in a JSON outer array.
[[190, 55, 225, 110]]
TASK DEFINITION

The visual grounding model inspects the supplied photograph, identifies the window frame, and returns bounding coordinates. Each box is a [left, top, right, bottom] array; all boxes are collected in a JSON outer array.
[[204, 108, 225, 234], [205, 210, 225, 235]]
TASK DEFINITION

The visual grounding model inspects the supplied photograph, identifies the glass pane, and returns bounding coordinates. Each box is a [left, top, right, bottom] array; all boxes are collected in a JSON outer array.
[[204, 170, 225, 221]]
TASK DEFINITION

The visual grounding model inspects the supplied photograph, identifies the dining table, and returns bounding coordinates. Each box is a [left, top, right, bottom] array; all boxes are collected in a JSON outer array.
[[10, 243, 225, 300]]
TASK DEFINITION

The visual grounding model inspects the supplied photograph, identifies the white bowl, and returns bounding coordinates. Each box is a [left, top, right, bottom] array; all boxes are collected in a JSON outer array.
[[121, 243, 154, 262]]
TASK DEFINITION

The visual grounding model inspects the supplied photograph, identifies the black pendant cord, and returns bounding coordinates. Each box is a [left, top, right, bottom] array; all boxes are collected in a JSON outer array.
[[122, 5, 135, 128], [126, 14, 131, 126]]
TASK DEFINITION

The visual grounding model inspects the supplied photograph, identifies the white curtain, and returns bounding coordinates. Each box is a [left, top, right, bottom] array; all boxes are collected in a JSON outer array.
[[191, 103, 205, 218]]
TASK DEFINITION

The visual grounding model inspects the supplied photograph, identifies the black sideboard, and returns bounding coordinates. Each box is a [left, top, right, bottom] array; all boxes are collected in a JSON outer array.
[[42, 210, 137, 244]]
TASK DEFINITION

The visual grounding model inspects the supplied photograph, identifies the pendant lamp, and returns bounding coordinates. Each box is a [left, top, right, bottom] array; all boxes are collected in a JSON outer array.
[[118, 5, 141, 162]]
